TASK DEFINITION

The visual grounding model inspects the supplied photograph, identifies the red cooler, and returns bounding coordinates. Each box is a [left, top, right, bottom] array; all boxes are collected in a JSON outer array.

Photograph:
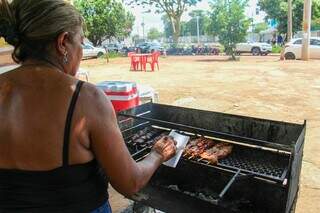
[[96, 81, 139, 112]]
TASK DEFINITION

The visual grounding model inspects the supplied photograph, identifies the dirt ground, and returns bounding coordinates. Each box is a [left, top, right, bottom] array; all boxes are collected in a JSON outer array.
[[80, 55, 320, 213], [1, 53, 320, 212]]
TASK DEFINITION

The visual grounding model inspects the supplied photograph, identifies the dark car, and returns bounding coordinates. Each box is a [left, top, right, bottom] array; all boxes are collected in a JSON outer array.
[[136, 42, 164, 54]]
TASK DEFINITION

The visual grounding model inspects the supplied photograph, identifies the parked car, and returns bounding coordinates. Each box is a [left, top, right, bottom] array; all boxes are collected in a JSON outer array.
[[147, 42, 164, 53], [235, 42, 272, 56], [281, 37, 320, 60], [136, 42, 164, 54], [82, 43, 106, 59], [104, 43, 123, 52]]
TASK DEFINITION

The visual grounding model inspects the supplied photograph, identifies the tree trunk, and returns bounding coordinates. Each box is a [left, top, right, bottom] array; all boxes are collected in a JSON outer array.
[[170, 16, 181, 44]]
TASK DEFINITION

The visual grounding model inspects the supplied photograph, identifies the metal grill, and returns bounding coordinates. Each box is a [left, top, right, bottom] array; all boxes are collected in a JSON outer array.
[[191, 145, 288, 182], [124, 126, 169, 160], [122, 124, 289, 183], [118, 103, 306, 213]]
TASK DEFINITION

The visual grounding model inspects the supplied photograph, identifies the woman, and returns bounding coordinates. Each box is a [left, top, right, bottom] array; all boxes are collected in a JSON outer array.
[[0, 0, 176, 212]]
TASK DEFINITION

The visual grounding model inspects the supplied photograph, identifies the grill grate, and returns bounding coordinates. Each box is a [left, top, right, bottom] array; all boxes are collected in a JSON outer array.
[[189, 146, 288, 181], [123, 125, 289, 183], [125, 126, 169, 159]]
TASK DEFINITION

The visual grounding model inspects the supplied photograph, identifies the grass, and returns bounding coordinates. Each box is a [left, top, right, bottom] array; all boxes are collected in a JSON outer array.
[[100, 51, 123, 59], [0, 38, 6, 47], [272, 45, 283, 53]]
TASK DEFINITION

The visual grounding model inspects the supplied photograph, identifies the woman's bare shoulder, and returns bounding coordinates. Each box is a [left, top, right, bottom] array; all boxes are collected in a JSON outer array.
[[79, 81, 114, 116]]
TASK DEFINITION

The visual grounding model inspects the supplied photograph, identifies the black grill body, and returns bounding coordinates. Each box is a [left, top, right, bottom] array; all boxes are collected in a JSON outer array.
[[118, 103, 306, 213]]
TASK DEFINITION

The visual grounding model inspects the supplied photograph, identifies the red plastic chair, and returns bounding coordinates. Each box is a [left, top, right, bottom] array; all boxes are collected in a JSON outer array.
[[146, 51, 160, 71], [128, 52, 139, 71]]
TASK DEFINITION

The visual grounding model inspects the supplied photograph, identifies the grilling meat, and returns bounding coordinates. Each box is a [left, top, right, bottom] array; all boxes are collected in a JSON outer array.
[[199, 147, 219, 164], [184, 137, 233, 164], [130, 127, 168, 146], [200, 143, 233, 164], [183, 137, 215, 157]]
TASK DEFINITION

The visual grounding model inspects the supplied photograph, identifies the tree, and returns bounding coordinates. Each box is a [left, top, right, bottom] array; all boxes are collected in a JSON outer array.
[[187, 10, 210, 36], [162, 10, 210, 39], [162, 15, 173, 38], [253, 22, 268, 34], [258, 0, 320, 35], [126, 0, 201, 43], [180, 21, 190, 36], [207, 0, 250, 60], [312, 18, 320, 30], [75, 0, 135, 46], [147, 28, 163, 40], [253, 22, 268, 41]]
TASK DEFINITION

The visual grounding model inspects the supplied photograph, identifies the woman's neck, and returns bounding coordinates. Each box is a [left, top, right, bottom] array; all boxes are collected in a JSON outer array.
[[22, 58, 64, 73]]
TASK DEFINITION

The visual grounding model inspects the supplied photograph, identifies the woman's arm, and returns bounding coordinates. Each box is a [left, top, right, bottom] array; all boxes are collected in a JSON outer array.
[[85, 85, 176, 197]]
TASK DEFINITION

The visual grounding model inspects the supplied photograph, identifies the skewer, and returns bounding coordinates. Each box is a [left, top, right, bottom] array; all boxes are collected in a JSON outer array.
[[188, 155, 194, 160]]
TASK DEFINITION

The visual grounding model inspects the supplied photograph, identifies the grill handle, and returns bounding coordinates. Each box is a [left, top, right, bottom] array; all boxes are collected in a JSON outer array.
[[212, 169, 242, 205]]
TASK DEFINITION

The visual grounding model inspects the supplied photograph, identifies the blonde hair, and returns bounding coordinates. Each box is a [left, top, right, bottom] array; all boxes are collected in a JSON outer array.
[[0, 0, 83, 63]]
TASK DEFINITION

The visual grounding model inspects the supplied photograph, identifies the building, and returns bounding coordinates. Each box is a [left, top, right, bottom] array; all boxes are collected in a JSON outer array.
[[245, 0, 267, 25]]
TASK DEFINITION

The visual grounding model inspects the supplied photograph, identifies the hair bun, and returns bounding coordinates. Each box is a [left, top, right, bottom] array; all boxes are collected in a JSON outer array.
[[0, 21, 19, 46], [0, 0, 19, 46]]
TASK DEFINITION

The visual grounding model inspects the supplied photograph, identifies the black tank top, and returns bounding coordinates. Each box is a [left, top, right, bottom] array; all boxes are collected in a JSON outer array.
[[0, 81, 108, 213]]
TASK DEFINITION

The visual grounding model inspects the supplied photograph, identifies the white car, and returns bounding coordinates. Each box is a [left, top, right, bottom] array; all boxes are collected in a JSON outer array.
[[281, 37, 320, 60], [82, 43, 106, 59], [236, 42, 272, 56]]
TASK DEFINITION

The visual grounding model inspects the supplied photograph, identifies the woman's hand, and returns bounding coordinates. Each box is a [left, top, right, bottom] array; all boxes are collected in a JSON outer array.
[[152, 136, 177, 162]]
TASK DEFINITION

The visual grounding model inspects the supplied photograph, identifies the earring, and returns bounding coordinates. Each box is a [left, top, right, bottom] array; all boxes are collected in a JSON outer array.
[[63, 51, 68, 64]]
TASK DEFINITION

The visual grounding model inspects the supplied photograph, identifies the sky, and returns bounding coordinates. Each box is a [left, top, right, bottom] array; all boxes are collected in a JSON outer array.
[[125, 0, 266, 37], [125, 1, 211, 36]]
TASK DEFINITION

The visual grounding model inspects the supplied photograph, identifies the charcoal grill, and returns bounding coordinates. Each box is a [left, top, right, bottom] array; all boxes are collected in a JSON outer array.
[[118, 103, 306, 213]]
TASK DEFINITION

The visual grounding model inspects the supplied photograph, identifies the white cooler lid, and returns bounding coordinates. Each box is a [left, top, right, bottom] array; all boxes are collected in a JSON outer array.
[[96, 81, 137, 92]]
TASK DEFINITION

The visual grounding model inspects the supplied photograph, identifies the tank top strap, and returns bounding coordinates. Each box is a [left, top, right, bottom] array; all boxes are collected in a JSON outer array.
[[62, 80, 84, 167]]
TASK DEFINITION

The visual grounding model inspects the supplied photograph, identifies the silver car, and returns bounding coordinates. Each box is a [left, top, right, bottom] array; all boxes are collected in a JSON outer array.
[[82, 43, 106, 59]]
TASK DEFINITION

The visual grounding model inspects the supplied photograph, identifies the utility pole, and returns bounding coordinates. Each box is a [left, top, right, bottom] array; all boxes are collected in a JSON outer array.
[[141, 17, 145, 40], [301, 0, 312, 61], [196, 16, 200, 45], [287, 0, 293, 41]]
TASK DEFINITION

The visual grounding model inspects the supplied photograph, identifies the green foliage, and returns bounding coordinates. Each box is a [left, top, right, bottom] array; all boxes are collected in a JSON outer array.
[[162, 9, 210, 38], [99, 51, 123, 59], [272, 45, 282, 53], [147, 28, 163, 40], [162, 15, 174, 38], [258, 0, 320, 34], [126, 0, 201, 43], [180, 21, 188, 36], [207, 0, 250, 59], [312, 18, 320, 30], [253, 22, 268, 34], [187, 10, 210, 36], [75, 0, 135, 46], [0, 37, 6, 47]]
